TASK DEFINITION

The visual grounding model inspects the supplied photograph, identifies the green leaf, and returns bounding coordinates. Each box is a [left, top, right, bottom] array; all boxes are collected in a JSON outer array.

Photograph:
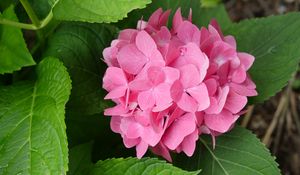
[[44, 22, 116, 115], [225, 13, 300, 103], [28, 0, 58, 20], [0, 6, 35, 74], [200, 0, 221, 8], [117, 1, 230, 32], [90, 157, 200, 175], [68, 142, 93, 175], [173, 126, 280, 175], [53, 0, 151, 23], [0, 57, 71, 174]]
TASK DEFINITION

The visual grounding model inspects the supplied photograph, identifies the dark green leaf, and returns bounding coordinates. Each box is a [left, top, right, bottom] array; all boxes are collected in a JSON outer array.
[[90, 157, 200, 175], [225, 13, 300, 103], [53, 0, 151, 23], [68, 142, 93, 175], [0, 57, 71, 174], [44, 22, 116, 115], [0, 6, 35, 74], [174, 126, 280, 175]]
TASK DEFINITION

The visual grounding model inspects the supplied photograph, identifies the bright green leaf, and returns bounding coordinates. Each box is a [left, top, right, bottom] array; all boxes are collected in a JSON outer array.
[[53, 0, 151, 23], [173, 126, 280, 175], [68, 142, 93, 175], [0, 57, 71, 174], [0, 6, 35, 74], [90, 157, 200, 175], [225, 13, 300, 103]]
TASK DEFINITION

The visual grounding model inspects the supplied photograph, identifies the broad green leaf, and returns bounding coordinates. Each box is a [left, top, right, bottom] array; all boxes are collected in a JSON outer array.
[[0, 57, 71, 174], [28, 0, 59, 20], [173, 126, 280, 175], [68, 142, 93, 175], [225, 13, 300, 103], [117, 1, 230, 31], [53, 0, 151, 23], [44, 22, 116, 115], [90, 157, 200, 175], [0, 6, 35, 74]]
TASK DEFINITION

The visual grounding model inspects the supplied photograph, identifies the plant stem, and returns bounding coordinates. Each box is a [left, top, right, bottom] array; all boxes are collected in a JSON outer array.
[[19, 0, 40, 27], [0, 18, 37, 30], [0, 11, 53, 30]]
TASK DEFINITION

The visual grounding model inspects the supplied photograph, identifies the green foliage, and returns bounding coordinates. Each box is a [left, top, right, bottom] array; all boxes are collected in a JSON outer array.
[[174, 126, 280, 175], [28, 0, 58, 19], [53, 0, 151, 23], [44, 22, 116, 115], [1, 0, 299, 174], [225, 13, 300, 103], [200, 0, 221, 7], [68, 142, 93, 175], [90, 157, 200, 175], [0, 6, 35, 74], [0, 57, 71, 174]]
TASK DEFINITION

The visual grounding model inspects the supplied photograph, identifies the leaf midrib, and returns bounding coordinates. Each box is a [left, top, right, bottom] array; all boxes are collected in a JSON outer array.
[[200, 138, 229, 175], [28, 84, 37, 173]]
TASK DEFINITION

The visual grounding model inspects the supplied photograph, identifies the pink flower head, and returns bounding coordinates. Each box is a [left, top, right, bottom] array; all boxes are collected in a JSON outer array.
[[102, 8, 257, 161]]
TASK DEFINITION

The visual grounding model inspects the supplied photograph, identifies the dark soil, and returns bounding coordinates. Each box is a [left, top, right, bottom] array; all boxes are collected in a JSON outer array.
[[224, 0, 300, 174]]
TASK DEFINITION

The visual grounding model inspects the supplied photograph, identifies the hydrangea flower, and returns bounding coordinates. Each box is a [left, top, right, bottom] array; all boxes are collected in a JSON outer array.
[[102, 8, 257, 161]]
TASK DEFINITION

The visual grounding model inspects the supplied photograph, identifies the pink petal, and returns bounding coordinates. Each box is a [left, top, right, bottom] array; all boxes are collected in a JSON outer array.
[[205, 86, 230, 114], [204, 78, 218, 96], [170, 80, 184, 102], [204, 109, 237, 133], [153, 83, 173, 112], [209, 19, 224, 38], [163, 113, 196, 150], [163, 66, 180, 84], [123, 136, 139, 148], [186, 83, 210, 111], [224, 35, 236, 49], [177, 93, 198, 112], [147, 66, 165, 86], [148, 8, 163, 28], [224, 89, 248, 114], [110, 116, 121, 133], [103, 67, 127, 91], [177, 21, 200, 44], [126, 122, 143, 139], [104, 104, 128, 116], [179, 64, 201, 89], [142, 126, 162, 146], [159, 10, 171, 28], [136, 141, 148, 158], [129, 80, 152, 91], [152, 142, 172, 162], [181, 130, 199, 156], [172, 8, 183, 33], [238, 52, 255, 70], [138, 90, 155, 110], [231, 65, 246, 83], [173, 43, 209, 82], [104, 86, 127, 99], [117, 44, 148, 74], [119, 29, 138, 41], [136, 30, 157, 57]]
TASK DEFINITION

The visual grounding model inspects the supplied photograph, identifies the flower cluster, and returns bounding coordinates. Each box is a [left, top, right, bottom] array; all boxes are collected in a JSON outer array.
[[102, 8, 257, 161]]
